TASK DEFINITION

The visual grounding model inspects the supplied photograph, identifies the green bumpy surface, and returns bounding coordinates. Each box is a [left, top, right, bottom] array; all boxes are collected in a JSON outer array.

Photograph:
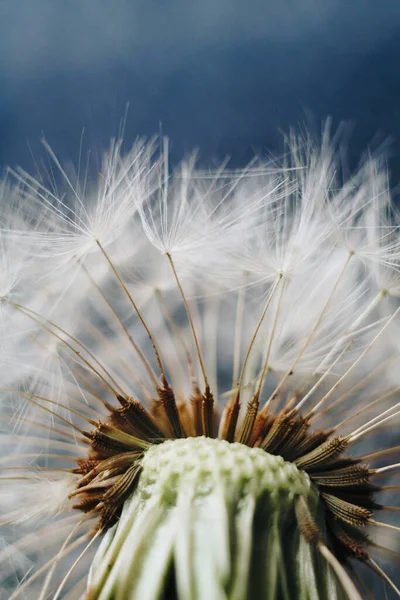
[[87, 437, 346, 600]]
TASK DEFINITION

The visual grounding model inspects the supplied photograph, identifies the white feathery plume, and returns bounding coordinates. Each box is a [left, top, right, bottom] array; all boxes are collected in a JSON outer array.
[[136, 141, 280, 260], [0, 475, 74, 526], [3, 138, 157, 264]]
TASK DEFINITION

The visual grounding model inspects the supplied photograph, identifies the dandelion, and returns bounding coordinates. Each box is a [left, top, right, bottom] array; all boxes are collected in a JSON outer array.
[[1, 130, 400, 599]]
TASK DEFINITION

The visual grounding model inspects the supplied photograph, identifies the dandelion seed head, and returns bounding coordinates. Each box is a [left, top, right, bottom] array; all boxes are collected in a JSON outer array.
[[1, 128, 400, 598]]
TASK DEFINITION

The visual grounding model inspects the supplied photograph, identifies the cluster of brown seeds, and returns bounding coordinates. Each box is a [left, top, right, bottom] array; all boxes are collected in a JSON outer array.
[[71, 380, 383, 572]]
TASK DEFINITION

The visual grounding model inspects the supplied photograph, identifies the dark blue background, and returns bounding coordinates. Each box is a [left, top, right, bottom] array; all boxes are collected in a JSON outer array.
[[1, 1, 400, 172]]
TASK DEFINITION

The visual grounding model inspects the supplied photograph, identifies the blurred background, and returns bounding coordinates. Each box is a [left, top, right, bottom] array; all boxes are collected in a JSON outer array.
[[1, 0, 400, 173]]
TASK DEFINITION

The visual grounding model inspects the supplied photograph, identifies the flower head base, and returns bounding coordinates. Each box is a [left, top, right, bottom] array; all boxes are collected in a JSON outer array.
[[72, 392, 380, 600], [74, 394, 377, 547], [87, 437, 341, 600], [1, 130, 400, 599]]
